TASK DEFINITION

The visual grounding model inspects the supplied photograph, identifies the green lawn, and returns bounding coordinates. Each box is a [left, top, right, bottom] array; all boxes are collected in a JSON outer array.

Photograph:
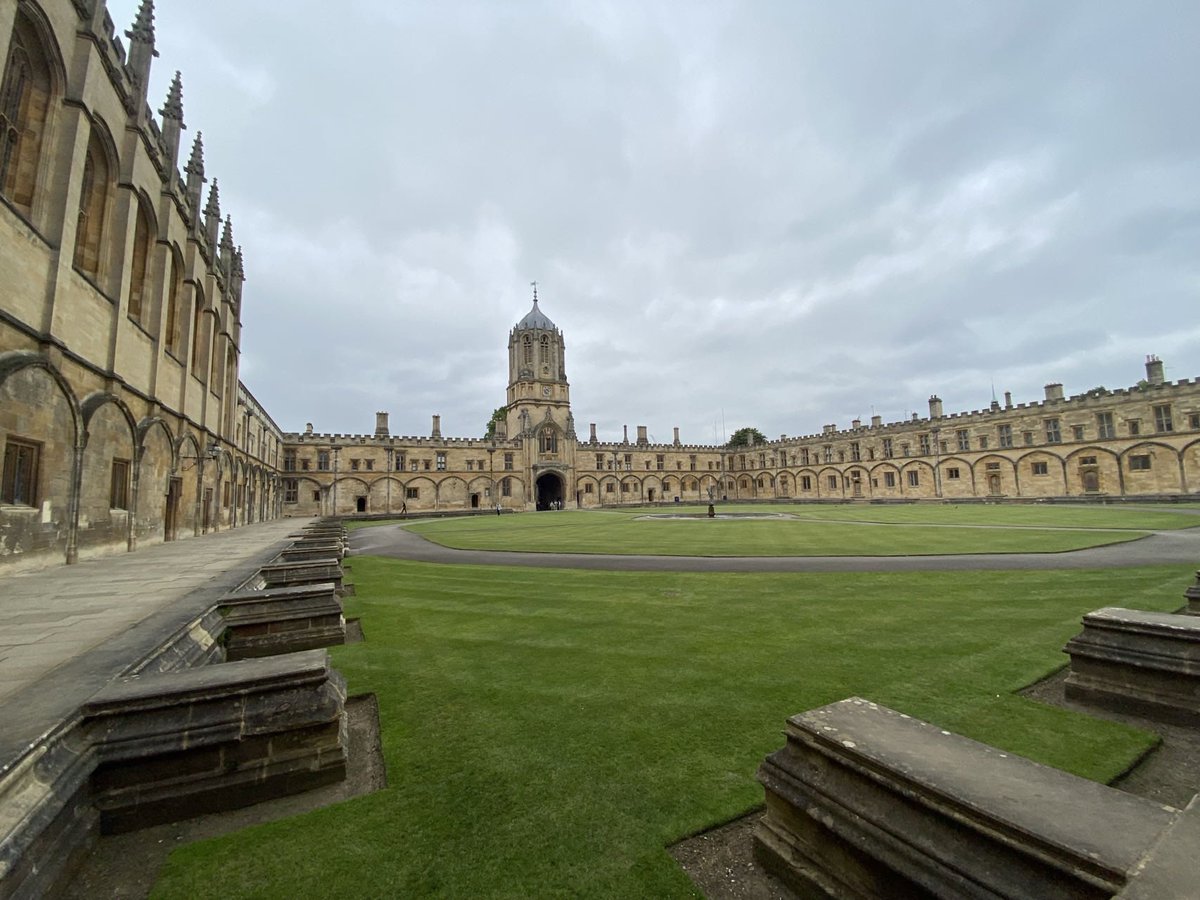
[[390, 503, 1200, 556], [152, 560, 1192, 899]]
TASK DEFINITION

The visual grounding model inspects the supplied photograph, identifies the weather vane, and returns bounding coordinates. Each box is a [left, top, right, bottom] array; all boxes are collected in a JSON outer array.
[[531, 280, 538, 303]]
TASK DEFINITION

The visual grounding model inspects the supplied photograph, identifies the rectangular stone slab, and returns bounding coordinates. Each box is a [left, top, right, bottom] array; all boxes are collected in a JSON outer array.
[[755, 697, 1178, 900], [259, 559, 343, 591], [82, 650, 347, 833], [219, 582, 345, 658], [1065, 607, 1200, 724]]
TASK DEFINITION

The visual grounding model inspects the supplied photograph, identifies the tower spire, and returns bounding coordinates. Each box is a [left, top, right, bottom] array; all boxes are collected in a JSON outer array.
[[124, 0, 158, 110], [158, 70, 186, 171]]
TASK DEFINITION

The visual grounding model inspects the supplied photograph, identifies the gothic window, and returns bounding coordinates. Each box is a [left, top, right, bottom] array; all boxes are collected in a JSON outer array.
[[190, 287, 209, 379], [165, 248, 184, 356], [2, 437, 40, 505], [0, 11, 54, 215], [127, 199, 154, 323], [539, 429, 558, 454], [539, 334, 549, 366], [109, 459, 130, 509], [73, 129, 114, 277], [523, 335, 532, 365]]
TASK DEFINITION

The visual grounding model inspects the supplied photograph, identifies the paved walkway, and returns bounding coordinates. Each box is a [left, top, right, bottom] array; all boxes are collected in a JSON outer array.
[[351, 522, 1200, 573], [0, 518, 312, 707]]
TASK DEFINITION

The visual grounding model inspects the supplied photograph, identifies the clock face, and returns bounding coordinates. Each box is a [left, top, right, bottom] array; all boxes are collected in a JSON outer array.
[[542, 387, 552, 397]]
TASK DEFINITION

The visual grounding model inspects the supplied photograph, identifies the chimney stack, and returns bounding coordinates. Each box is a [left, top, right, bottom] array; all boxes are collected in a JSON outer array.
[[928, 395, 943, 419], [431, 414, 441, 438], [1145, 355, 1165, 385], [1044, 383, 1064, 402], [1004, 391, 1013, 409], [589, 423, 598, 443], [636, 425, 648, 446], [622, 425, 629, 445], [673, 426, 680, 446], [374, 412, 390, 438], [851, 418, 862, 429], [871, 415, 882, 428]]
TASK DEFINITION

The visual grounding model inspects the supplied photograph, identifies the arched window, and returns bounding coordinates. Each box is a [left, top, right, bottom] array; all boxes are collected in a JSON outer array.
[[73, 128, 112, 277], [190, 287, 209, 379], [0, 11, 55, 214], [164, 247, 183, 355], [539, 334, 549, 366], [522, 334, 532, 365], [126, 199, 154, 322], [539, 429, 558, 454]]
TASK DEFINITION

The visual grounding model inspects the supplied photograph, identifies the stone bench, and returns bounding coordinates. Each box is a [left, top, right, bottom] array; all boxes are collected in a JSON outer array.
[[0, 650, 347, 895], [280, 543, 345, 563], [219, 582, 345, 659], [259, 558, 344, 592], [1064, 607, 1200, 724], [755, 697, 1182, 899]]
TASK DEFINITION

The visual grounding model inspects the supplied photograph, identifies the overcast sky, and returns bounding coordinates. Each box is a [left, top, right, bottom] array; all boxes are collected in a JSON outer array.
[[108, 0, 1199, 444]]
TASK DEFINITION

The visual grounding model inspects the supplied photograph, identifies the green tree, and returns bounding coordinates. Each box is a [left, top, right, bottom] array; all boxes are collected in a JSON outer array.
[[727, 427, 767, 448], [485, 406, 507, 439]]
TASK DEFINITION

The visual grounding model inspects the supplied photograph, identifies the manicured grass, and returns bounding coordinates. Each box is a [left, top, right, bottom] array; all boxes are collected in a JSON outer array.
[[396, 504, 1194, 556], [152, 560, 1192, 899]]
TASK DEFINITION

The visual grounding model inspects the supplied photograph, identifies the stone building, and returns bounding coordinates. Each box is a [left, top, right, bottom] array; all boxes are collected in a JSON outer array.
[[3, 1, 1197, 567], [280, 294, 1200, 515], [0, 0, 281, 573]]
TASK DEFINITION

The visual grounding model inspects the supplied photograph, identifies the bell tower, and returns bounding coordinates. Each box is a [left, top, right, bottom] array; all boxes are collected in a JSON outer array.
[[506, 283, 571, 430], [504, 284, 577, 510]]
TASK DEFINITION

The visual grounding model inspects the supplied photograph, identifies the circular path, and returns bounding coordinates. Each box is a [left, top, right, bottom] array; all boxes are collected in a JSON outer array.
[[351, 521, 1200, 573]]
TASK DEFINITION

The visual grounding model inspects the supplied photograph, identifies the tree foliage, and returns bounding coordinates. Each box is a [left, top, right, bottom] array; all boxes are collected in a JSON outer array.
[[727, 427, 767, 448], [485, 406, 507, 439]]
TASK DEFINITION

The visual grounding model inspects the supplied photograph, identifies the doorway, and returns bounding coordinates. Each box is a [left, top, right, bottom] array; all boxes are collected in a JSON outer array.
[[471, 493, 480, 509], [165, 477, 182, 541], [1081, 470, 1100, 493], [536, 473, 563, 510], [988, 474, 1002, 496], [356, 496, 367, 513]]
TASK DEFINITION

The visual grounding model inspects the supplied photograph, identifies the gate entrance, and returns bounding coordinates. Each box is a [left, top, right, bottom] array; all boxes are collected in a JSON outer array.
[[536, 473, 564, 510]]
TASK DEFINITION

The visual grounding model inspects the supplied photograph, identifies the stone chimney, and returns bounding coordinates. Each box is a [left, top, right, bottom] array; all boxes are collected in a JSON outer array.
[[622, 425, 629, 445], [431, 414, 441, 439], [304, 423, 313, 435], [871, 415, 882, 428], [1145, 355, 1165, 385], [636, 425, 648, 446], [673, 426, 680, 446], [374, 412, 389, 438], [494, 419, 507, 440], [1044, 383, 1064, 402], [1004, 391, 1013, 409], [851, 418, 861, 429], [928, 395, 943, 419], [589, 423, 597, 443]]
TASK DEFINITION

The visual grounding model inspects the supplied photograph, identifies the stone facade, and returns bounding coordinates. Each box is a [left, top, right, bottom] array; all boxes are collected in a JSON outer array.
[[0, 0, 282, 573], [281, 297, 1200, 514], [4, 3, 1197, 546]]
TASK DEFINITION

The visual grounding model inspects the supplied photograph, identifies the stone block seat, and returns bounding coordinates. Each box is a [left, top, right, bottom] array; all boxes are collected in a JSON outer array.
[[755, 697, 1189, 900], [1064, 607, 1200, 724], [219, 582, 345, 659], [280, 542, 346, 564], [258, 558, 344, 593]]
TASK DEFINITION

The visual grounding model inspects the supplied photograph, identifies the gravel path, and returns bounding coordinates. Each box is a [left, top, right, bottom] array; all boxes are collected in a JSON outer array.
[[351, 522, 1200, 572]]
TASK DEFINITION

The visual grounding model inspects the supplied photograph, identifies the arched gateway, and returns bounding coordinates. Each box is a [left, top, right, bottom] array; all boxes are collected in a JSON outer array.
[[536, 472, 564, 510]]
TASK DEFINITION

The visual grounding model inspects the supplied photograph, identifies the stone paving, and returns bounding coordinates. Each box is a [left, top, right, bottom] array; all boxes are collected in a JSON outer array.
[[0, 518, 313, 706]]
